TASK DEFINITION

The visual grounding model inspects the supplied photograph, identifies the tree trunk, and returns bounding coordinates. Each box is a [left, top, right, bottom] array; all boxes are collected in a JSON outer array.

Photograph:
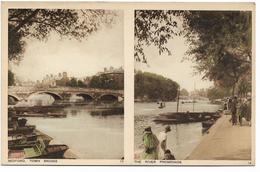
[[232, 84, 236, 96]]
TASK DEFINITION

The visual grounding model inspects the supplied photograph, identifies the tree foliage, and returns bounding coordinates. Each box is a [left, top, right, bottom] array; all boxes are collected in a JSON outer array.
[[134, 10, 182, 63], [135, 71, 179, 101], [8, 9, 117, 61], [135, 10, 252, 95], [237, 76, 251, 97], [207, 86, 231, 100], [66, 77, 78, 87], [183, 11, 252, 95], [65, 78, 87, 88], [8, 70, 15, 86], [89, 74, 124, 90], [180, 88, 189, 96]]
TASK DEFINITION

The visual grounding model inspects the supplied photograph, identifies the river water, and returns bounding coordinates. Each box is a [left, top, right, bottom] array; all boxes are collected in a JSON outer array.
[[134, 101, 221, 160], [18, 94, 124, 159]]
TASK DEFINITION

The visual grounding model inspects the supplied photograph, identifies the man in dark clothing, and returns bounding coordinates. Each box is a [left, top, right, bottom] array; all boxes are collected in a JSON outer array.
[[163, 149, 175, 160], [230, 96, 238, 125]]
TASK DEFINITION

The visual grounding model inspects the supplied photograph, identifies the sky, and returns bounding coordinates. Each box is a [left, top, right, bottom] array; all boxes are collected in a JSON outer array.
[[11, 11, 123, 82], [135, 35, 213, 92], [10, 10, 212, 91]]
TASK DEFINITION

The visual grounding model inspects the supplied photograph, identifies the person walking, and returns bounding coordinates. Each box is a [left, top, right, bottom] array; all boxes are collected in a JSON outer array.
[[158, 125, 171, 159], [142, 126, 159, 160]]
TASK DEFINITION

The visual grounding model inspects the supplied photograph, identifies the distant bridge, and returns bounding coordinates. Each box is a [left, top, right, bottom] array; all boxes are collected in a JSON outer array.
[[8, 86, 124, 103]]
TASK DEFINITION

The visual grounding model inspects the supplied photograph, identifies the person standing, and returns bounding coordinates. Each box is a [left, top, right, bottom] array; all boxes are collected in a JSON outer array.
[[238, 98, 247, 126], [142, 126, 159, 160], [230, 96, 238, 125], [246, 97, 251, 126], [158, 125, 171, 159]]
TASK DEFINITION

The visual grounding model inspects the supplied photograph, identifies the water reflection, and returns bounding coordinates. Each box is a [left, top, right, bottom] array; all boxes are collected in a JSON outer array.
[[26, 105, 124, 159], [14, 94, 124, 159]]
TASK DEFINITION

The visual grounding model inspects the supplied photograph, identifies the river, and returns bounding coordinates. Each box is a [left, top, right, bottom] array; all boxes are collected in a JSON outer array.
[[16, 94, 124, 159], [134, 101, 221, 160]]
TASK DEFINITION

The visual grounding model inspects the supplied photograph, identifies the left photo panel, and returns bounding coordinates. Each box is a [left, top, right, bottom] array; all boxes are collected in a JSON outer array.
[[7, 9, 124, 160]]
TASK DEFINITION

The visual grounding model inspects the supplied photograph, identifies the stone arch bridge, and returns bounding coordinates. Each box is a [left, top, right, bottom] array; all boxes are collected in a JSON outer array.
[[8, 86, 124, 103]]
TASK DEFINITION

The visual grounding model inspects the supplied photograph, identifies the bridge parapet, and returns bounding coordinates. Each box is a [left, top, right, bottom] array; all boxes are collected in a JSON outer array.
[[9, 86, 123, 94], [8, 86, 123, 102]]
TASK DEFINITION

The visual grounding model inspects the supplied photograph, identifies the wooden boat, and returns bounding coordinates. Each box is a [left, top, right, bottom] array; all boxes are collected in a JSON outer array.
[[153, 111, 221, 124], [15, 112, 67, 118], [153, 118, 178, 124], [8, 150, 26, 159], [21, 145, 68, 159], [9, 140, 40, 150], [8, 125, 36, 136], [9, 140, 69, 159], [39, 145, 69, 159], [202, 120, 214, 128], [9, 104, 69, 115], [9, 136, 52, 150]]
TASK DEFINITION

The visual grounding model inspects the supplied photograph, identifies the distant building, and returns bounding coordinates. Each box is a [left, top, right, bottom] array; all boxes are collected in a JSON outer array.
[[41, 73, 57, 87], [98, 66, 124, 75], [83, 77, 92, 87], [56, 72, 69, 87]]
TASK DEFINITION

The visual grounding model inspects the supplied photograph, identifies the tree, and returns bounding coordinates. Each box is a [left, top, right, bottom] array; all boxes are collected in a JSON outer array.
[[237, 76, 251, 97], [183, 11, 252, 95], [8, 70, 15, 86], [134, 10, 182, 63], [134, 11, 252, 96], [134, 71, 179, 101], [8, 9, 117, 62], [77, 80, 86, 88], [66, 77, 78, 87], [207, 86, 231, 100], [88, 74, 123, 90], [180, 88, 189, 96]]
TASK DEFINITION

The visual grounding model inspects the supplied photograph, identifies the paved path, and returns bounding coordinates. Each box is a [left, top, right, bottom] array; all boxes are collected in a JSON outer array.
[[186, 114, 252, 160]]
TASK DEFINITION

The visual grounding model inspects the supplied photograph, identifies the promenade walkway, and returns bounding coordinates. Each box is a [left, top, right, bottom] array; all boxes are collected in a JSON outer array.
[[186, 114, 252, 160]]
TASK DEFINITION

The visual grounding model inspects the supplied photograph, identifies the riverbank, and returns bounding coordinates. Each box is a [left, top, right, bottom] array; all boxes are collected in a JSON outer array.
[[186, 114, 252, 160]]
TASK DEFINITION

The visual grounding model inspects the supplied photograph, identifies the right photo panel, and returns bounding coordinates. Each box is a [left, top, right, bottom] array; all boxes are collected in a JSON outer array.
[[134, 10, 253, 161]]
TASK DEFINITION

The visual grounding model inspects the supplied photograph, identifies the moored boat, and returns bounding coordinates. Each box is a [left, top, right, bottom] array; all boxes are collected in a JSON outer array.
[[9, 135, 52, 150], [153, 111, 221, 124], [8, 125, 36, 136], [202, 120, 214, 129]]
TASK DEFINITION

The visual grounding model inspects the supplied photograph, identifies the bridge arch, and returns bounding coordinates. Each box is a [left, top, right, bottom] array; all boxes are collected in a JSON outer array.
[[99, 94, 118, 102], [76, 93, 94, 102], [29, 91, 63, 101], [8, 94, 20, 102], [8, 94, 20, 105]]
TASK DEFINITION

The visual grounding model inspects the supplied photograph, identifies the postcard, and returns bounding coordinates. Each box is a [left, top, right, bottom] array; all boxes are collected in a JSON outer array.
[[1, 2, 255, 165]]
